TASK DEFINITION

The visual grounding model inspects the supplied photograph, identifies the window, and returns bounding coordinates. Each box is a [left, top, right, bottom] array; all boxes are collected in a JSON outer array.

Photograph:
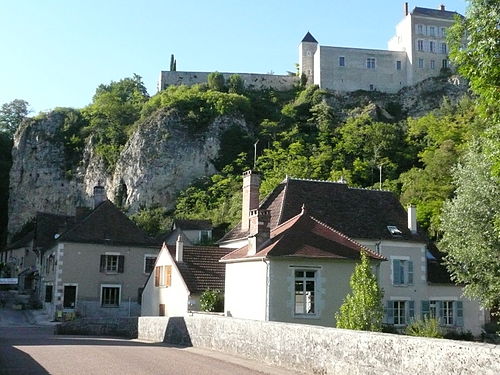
[[44, 285, 53, 303], [386, 300, 414, 325], [369, 84, 374, 91], [418, 58, 424, 69], [442, 59, 448, 69], [429, 41, 435, 53], [63, 285, 77, 309], [417, 24, 423, 34], [306, 51, 311, 57], [441, 43, 447, 54], [392, 258, 413, 286], [154, 265, 172, 287], [144, 255, 157, 274], [339, 56, 345, 67], [366, 58, 375, 69], [294, 270, 316, 315], [417, 40, 424, 51], [430, 59, 435, 69], [199, 230, 211, 243], [440, 27, 446, 37], [101, 285, 120, 307], [159, 304, 166, 316], [396, 60, 401, 70], [421, 300, 463, 327], [100, 254, 124, 273], [429, 26, 435, 36]]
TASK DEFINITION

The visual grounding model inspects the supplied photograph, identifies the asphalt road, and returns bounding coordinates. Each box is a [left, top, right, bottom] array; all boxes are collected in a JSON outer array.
[[0, 308, 299, 375]]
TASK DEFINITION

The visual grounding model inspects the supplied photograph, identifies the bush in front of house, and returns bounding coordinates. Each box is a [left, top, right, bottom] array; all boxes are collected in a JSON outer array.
[[405, 316, 443, 338], [200, 289, 224, 312]]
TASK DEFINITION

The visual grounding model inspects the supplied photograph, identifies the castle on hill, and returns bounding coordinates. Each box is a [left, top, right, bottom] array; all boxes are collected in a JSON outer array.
[[158, 3, 461, 93]]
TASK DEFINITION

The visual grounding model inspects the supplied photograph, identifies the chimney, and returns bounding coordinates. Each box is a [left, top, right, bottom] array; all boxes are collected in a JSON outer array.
[[408, 205, 417, 234], [175, 234, 184, 262], [440, 4, 445, 11], [93, 183, 107, 208], [241, 170, 260, 232], [404, 2, 409, 16], [247, 209, 270, 256]]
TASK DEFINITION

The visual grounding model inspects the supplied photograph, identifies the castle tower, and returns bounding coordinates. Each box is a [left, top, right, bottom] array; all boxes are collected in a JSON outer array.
[[299, 32, 318, 85]]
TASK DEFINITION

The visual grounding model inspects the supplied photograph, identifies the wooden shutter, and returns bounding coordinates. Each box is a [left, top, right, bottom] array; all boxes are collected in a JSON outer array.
[[456, 301, 464, 327], [386, 300, 394, 324], [99, 255, 106, 272], [165, 265, 172, 287], [393, 260, 401, 285], [421, 300, 430, 319], [407, 261, 414, 285], [154, 266, 160, 287], [118, 255, 125, 273]]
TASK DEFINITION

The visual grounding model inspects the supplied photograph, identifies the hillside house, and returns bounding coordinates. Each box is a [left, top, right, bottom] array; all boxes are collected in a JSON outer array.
[[160, 219, 213, 246]]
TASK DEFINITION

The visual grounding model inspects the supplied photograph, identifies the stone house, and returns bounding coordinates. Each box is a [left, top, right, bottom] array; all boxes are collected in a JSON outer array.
[[141, 237, 230, 316], [39, 188, 158, 320], [220, 206, 386, 326], [219, 171, 488, 334]]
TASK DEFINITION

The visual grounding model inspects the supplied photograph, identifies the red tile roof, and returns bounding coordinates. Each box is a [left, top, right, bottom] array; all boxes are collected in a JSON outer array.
[[220, 208, 386, 262]]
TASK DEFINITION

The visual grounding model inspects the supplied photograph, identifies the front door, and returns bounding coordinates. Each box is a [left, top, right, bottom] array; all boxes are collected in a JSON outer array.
[[63, 285, 77, 309]]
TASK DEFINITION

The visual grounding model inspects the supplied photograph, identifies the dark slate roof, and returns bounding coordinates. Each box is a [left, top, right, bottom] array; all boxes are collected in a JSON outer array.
[[58, 200, 155, 247], [221, 209, 386, 262], [173, 219, 212, 231], [426, 242, 453, 284], [219, 178, 425, 244], [6, 212, 75, 250], [412, 7, 462, 20], [301, 32, 318, 43], [166, 245, 232, 293]]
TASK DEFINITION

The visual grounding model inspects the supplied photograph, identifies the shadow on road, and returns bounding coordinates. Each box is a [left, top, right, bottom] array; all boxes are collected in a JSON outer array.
[[0, 345, 50, 375]]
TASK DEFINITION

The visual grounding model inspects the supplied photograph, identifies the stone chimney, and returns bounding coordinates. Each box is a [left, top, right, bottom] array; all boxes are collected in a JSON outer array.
[[247, 209, 271, 256], [404, 2, 409, 16], [93, 183, 107, 209], [408, 205, 417, 234], [176, 234, 184, 262], [241, 170, 260, 232], [440, 4, 445, 11]]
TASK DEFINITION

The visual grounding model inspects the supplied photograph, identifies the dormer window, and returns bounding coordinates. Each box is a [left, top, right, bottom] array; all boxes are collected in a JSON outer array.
[[387, 225, 402, 237]]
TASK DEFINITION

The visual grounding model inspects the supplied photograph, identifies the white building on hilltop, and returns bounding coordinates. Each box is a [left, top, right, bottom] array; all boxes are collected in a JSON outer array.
[[300, 3, 462, 93]]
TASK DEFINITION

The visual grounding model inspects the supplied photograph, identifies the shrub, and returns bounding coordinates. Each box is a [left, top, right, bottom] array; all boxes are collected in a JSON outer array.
[[443, 330, 475, 341], [405, 317, 443, 338], [199, 289, 223, 312], [207, 72, 226, 92]]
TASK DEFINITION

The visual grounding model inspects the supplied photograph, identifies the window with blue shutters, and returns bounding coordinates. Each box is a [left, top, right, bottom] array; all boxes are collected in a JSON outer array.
[[392, 258, 414, 286], [387, 300, 414, 325], [423, 300, 464, 327]]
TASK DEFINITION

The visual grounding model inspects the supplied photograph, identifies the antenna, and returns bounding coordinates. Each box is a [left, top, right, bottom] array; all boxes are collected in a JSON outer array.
[[253, 140, 259, 169]]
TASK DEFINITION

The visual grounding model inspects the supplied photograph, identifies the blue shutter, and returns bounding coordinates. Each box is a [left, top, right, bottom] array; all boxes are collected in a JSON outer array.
[[407, 261, 414, 285], [386, 300, 394, 324], [456, 301, 464, 327], [421, 300, 430, 319], [393, 260, 401, 285], [408, 300, 415, 324]]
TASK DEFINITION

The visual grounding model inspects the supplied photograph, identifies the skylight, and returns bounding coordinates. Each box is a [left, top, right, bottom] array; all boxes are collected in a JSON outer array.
[[387, 225, 402, 237]]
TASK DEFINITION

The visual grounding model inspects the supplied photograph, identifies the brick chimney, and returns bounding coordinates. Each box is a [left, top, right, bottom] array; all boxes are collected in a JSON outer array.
[[175, 234, 184, 262], [93, 183, 107, 209], [404, 2, 409, 16], [247, 209, 270, 256], [408, 205, 417, 234], [241, 170, 260, 232]]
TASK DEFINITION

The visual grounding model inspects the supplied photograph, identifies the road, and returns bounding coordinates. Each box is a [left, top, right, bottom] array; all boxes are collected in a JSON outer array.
[[0, 308, 299, 375]]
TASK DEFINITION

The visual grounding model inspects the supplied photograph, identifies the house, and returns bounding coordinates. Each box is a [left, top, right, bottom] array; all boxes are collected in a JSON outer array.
[[221, 206, 386, 326], [160, 219, 213, 246], [141, 237, 230, 316], [39, 186, 158, 320], [219, 171, 488, 334]]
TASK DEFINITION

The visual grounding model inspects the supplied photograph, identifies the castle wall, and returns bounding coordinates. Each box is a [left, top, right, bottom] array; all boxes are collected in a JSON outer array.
[[315, 46, 408, 93], [158, 71, 297, 92]]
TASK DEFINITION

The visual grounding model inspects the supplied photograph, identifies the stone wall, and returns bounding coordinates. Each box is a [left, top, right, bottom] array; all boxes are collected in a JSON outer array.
[[158, 71, 297, 91], [57, 317, 138, 338], [138, 315, 500, 375]]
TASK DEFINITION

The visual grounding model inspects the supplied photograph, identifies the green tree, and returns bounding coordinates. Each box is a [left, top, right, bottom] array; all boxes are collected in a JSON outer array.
[[169, 54, 177, 71], [207, 72, 226, 92], [227, 74, 244, 94], [335, 251, 384, 331], [448, 0, 500, 122], [439, 141, 500, 311], [0, 99, 30, 138]]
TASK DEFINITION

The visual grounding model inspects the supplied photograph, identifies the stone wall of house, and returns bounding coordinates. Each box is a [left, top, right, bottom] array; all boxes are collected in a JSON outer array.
[[138, 315, 500, 375], [158, 71, 297, 91]]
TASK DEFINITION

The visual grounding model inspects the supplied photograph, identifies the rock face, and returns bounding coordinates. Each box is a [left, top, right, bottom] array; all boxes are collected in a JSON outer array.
[[8, 108, 247, 236]]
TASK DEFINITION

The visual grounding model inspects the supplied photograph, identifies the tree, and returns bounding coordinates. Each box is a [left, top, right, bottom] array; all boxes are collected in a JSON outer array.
[[207, 72, 225, 92], [227, 74, 244, 94], [170, 54, 177, 71], [335, 251, 384, 331], [0, 99, 30, 138], [439, 141, 500, 311], [448, 0, 500, 122]]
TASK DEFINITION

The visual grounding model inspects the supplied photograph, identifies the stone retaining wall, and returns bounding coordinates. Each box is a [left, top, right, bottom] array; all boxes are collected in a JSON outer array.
[[57, 317, 138, 338], [138, 315, 500, 375]]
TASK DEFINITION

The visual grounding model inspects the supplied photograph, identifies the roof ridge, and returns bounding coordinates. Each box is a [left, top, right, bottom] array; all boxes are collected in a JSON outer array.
[[287, 176, 392, 193], [276, 179, 289, 225]]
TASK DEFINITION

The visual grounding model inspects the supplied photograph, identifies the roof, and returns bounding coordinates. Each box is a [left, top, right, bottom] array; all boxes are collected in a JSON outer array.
[[58, 200, 155, 247], [301, 32, 318, 43], [411, 7, 462, 20], [173, 219, 212, 231], [166, 245, 232, 293], [221, 208, 386, 262], [219, 177, 425, 244], [6, 212, 75, 250]]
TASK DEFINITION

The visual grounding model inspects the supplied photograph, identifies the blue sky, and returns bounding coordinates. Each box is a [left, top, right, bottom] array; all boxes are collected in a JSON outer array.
[[0, 0, 466, 113]]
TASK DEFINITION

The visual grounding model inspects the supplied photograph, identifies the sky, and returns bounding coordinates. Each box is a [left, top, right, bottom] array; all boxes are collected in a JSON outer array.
[[0, 0, 467, 114]]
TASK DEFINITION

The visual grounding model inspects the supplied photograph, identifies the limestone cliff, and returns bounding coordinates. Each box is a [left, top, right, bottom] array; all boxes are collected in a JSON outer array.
[[8, 108, 247, 236]]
